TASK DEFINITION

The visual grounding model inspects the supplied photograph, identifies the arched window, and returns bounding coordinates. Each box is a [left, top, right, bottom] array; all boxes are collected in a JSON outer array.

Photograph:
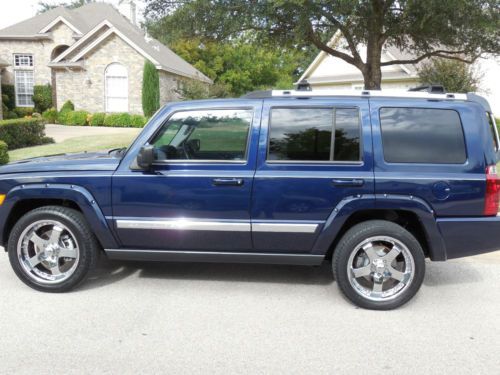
[[105, 63, 128, 112]]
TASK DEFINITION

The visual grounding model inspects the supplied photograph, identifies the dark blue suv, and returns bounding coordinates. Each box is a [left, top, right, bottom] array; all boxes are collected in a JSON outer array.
[[1, 89, 498, 310]]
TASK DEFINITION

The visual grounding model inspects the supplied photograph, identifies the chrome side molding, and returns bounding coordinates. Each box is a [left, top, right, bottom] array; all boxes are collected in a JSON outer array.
[[115, 219, 319, 233]]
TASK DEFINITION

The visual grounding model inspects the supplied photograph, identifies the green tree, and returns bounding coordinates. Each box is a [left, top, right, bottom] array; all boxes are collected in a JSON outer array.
[[418, 59, 482, 93], [142, 60, 160, 117], [145, 0, 500, 90]]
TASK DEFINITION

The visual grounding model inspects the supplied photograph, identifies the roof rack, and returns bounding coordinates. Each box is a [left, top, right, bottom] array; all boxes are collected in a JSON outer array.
[[408, 84, 446, 93], [242, 89, 468, 100]]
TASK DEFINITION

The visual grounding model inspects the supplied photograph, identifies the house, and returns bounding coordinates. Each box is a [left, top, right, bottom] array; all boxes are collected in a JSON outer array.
[[0, 57, 9, 120], [297, 31, 419, 91], [299, 31, 500, 114], [0, 1, 212, 115]]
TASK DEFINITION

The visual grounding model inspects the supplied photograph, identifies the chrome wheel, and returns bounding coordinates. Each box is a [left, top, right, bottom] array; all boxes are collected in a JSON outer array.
[[17, 220, 80, 284], [347, 236, 415, 302]]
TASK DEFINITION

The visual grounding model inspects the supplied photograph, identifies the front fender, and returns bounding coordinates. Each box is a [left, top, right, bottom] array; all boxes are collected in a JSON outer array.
[[0, 183, 118, 249], [312, 194, 447, 261]]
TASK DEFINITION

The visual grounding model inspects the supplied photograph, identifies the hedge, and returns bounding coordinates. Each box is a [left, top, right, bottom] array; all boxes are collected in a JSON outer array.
[[42, 108, 58, 123], [90, 112, 106, 126], [0, 118, 54, 150], [33, 84, 53, 113], [43, 108, 148, 127], [0, 141, 8, 165], [66, 111, 90, 126]]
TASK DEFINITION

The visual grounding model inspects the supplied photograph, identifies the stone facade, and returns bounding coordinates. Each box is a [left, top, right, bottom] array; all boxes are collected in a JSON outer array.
[[159, 71, 183, 104], [56, 34, 145, 113], [0, 22, 75, 87]]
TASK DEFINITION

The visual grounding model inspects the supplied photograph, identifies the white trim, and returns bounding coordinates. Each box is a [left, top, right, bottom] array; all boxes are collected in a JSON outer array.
[[69, 26, 160, 66], [39, 16, 82, 35], [71, 28, 115, 62], [53, 20, 112, 63]]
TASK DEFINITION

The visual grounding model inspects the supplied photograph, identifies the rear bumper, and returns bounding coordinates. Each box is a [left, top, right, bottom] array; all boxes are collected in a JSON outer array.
[[437, 216, 500, 259]]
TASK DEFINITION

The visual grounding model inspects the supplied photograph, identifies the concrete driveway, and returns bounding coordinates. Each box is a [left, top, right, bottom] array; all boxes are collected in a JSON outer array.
[[45, 124, 140, 143], [0, 252, 500, 374]]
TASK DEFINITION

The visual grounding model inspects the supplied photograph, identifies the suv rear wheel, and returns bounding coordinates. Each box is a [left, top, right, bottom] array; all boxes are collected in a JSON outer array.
[[333, 220, 425, 310], [8, 206, 99, 292]]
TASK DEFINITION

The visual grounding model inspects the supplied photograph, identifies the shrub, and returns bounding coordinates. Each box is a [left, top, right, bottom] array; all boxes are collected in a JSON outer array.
[[130, 114, 148, 128], [90, 112, 106, 126], [1, 85, 15, 111], [142, 60, 160, 117], [0, 117, 54, 150], [66, 111, 89, 126], [104, 113, 132, 127], [14, 107, 34, 118], [4, 111, 18, 120], [60, 100, 75, 112], [33, 85, 53, 113], [42, 108, 58, 123], [0, 140, 8, 165]]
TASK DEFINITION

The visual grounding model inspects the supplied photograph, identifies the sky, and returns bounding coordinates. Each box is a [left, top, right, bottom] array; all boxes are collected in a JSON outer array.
[[0, 0, 146, 30]]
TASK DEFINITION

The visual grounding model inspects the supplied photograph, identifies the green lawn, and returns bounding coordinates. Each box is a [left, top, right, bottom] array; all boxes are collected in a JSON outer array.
[[9, 132, 140, 161]]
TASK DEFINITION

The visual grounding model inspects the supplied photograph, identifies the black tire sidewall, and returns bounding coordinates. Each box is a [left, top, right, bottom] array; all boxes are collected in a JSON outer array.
[[333, 220, 426, 310], [8, 206, 98, 292]]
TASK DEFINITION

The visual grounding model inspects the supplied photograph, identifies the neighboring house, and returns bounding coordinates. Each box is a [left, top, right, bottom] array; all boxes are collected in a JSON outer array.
[[298, 31, 419, 91], [0, 1, 211, 115], [299, 31, 500, 114], [0, 57, 9, 120]]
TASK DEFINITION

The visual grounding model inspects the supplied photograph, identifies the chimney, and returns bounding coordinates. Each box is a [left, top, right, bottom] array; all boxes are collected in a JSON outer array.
[[118, 0, 137, 26]]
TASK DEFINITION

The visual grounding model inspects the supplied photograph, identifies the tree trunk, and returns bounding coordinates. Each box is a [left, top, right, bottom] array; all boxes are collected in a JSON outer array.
[[363, 63, 382, 90]]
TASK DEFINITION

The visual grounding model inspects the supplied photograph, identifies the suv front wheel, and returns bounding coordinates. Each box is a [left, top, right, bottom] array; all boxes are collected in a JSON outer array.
[[8, 206, 99, 292], [333, 220, 425, 310]]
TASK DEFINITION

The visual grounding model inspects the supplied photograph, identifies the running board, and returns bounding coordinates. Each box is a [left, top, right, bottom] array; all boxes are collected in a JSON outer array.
[[104, 249, 324, 266]]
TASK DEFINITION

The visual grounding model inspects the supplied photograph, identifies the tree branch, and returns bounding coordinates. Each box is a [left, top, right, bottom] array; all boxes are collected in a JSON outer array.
[[322, 14, 363, 65], [304, 21, 363, 70], [380, 50, 477, 66]]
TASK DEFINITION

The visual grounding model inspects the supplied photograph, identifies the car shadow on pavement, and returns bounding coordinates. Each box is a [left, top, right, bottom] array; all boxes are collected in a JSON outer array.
[[423, 260, 483, 287], [80, 256, 335, 290], [79, 256, 484, 291]]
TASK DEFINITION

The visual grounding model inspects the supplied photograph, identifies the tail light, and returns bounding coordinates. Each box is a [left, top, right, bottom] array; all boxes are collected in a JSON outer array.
[[484, 165, 500, 216]]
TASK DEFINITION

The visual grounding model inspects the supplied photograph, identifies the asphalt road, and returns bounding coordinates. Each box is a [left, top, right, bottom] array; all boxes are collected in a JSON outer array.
[[1, 252, 500, 374]]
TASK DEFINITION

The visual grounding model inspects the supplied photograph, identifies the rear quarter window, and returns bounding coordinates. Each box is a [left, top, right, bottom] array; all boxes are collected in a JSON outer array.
[[380, 107, 466, 164]]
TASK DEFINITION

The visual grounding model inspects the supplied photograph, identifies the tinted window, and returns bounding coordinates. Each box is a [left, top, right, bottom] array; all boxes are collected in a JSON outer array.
[[380, 107, 466, 164], [152, 109, 252, 161], [487, 112, 499, 151], [268, 107, 360, 162]]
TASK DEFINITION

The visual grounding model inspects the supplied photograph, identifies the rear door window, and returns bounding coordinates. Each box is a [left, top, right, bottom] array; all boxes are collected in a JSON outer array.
[[380, 107, 466, 164], [268, 107, 361, 162]]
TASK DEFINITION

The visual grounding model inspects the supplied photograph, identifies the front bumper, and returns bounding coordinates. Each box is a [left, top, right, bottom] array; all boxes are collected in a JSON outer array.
[[437, 216, 500, 259]]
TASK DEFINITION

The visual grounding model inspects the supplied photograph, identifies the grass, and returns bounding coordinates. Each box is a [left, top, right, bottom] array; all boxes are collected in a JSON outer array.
[[9, 131, 140, 161]]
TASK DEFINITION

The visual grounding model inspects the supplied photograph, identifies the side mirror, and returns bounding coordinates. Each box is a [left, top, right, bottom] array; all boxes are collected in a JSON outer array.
[[136, 144, 155, 170]]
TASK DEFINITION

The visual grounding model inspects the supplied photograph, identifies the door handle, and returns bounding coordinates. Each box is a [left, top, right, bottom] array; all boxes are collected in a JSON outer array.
[[212, 178, 244, 186], [331, 178, 365, 187]]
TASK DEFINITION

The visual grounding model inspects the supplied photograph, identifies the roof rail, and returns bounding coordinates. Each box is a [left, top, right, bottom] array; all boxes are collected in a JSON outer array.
[[242, 89, 468, 100], [408, 84, 446, 93]]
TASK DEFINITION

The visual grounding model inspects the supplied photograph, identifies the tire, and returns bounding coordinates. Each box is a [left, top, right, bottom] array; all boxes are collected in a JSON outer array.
[[8, 206, 99, 292], [332, 220, 425, 310]]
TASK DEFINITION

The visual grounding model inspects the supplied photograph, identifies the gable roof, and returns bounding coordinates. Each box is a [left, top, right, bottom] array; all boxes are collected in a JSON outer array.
[[0, 3, 212, 83], [298, 31, 419, 85]]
